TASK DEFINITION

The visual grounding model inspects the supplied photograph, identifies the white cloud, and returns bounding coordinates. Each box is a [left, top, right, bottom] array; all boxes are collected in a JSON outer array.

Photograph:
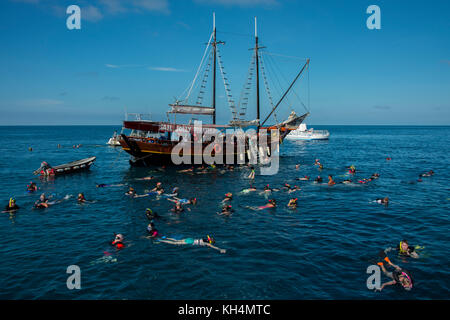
[[15, 99, 64, 107], [82, 5, 103, 22], [149, 67, 187, 72]]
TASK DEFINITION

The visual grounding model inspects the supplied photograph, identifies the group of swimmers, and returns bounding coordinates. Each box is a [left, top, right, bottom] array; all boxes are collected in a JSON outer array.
[[104, 179, 228, 253], [373, 240, 420, 291]]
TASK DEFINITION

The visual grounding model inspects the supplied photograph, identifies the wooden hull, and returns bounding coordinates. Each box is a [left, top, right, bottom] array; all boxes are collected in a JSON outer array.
[[119, 134, 275, 166]]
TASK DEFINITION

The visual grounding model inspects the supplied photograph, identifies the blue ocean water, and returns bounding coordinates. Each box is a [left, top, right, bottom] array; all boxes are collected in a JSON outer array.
[[0, 125, 448, 300]]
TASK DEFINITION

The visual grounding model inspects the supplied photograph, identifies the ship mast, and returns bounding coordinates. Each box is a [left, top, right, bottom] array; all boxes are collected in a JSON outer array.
[[212, 13, 217, 124], [211, 13, 224, 125], [254, 16, 261, 126]]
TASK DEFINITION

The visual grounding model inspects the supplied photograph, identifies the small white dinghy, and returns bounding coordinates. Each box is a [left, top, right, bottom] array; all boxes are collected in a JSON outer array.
[[106, 131, 121, 146], [285, 123, 330, 140]]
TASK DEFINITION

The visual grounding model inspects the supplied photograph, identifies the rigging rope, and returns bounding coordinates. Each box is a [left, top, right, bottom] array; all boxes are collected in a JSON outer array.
[[236, 52, 256, 120], [182, 31, 214, 103], [195, 53, 212, 105], [216, 45, 238, 121], [259, 52, 279, 124]]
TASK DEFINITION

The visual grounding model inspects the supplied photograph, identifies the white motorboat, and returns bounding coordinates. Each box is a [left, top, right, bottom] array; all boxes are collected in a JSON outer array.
[[106, 131, 121, 146], [285, 123, 329, 140]]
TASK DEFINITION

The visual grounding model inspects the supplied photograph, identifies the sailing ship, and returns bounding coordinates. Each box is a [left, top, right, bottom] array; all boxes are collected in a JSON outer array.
[[119, 15, 310, 166]]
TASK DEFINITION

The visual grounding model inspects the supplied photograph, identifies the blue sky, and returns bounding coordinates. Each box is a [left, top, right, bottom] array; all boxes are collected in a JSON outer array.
[[0, 0, 449, 125]]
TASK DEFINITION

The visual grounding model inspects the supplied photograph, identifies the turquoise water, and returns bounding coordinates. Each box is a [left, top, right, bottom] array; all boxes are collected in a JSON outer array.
[[0, 125, 448, 299]]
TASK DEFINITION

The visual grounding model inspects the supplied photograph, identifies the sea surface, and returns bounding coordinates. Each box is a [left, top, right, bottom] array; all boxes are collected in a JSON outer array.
[[0, 125, 448, 300]]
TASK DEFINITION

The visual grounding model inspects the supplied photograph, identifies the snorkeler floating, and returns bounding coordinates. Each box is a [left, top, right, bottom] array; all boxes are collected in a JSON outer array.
[[145, 222, 159, 239], [419, 170, 434, 177], [158, 235, 226, 254], [375, 197, 389, 205], [327, 175, 336, 186], [287, 198, 298, 208], [375, 251, 414, 291], [145, 208, 160, 220], [151, 182, 165, 195], [384, 240, 419, 259], [348, 165, 356, 174], [218, 204, 234, 216], [27, 181, 38, 192], [77, 193, 86, 203], [111, 234, 125, 249], [3, 198, 19, 213]]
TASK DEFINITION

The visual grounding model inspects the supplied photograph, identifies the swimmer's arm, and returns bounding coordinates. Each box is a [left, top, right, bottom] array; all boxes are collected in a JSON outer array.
[[410, 251, 419, 258], [206, 243, 226, 253], [134, 194, 149, 198]]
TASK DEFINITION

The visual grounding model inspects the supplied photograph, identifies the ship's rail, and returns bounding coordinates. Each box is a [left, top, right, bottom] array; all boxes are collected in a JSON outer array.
[[125, 113, 153, 121], [289, 129, 329, 136]]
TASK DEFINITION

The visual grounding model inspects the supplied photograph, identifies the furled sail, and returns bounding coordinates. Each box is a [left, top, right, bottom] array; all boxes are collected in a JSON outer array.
[[168, 104, 215, 115]]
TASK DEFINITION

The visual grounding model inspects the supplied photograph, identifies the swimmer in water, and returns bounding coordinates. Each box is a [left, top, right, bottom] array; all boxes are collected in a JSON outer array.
[[375, 197, 389, 205], [158, 235, 226, 253], [124, 187, 149, 198], [223, 193, 233, 202], [371, 173, 380, 179], [297, 176, 310, 181], [151, 182, 165, 195], [385, 240, 419, 259], [27, 181, 38, 192], [375, 251, 414, 291], [111, 234, 125, 249], [3, 198, 19, 212], [341, 179, 352, 184], [145, 222, 159, 239], [287, 198, 298, 209], [348, 165, 356, 174], [314, 159, 321, 166], [295, 164, 300, 170], [248, 166, 255, 180], [77, 193, 87, 203], [167, 196, 196, 205], [96, 183, 126, 188], [178, 167, 194, 173], [287, 185, 301, 193], [246, 199, 277, 211], [145, 208, 160, 220], [135, 176, 154, 181], [419, 170, 434, 177], [241, 186, 257, 193], [314, 176, 323, 183], [34, 193, 50, 209], [218, 204, 234, 216], [328, 175, 336, 186], [171, 202, 185, 213], [125, 187, 136, 197], [263, 199, 276, 208]]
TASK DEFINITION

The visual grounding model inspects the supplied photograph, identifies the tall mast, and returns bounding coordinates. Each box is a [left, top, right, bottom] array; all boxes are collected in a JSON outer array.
[[254, 16, 260, 125], [212, 12, 217, 125]]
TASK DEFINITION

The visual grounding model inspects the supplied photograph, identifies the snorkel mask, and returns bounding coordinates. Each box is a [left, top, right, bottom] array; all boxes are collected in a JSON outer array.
[[399, 241, 408, 253], [206, 235, 214, 244], [401, 272, 413, 290]]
